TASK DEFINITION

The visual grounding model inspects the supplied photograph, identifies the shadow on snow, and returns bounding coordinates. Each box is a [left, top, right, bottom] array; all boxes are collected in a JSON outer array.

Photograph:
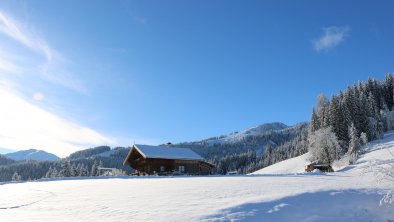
[[203, 189, 394, 222]]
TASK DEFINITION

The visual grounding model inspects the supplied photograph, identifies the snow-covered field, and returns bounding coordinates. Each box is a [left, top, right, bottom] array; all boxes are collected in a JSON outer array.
[[1, 133, 394, 221]]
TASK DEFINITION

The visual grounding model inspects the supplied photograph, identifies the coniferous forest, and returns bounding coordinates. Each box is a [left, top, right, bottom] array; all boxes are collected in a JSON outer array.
[[309, 75, 394, 164]]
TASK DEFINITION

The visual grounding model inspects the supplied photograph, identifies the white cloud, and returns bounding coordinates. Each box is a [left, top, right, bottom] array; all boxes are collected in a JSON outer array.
[[0, 88, 114, 157], [313, 26, 350, 51]]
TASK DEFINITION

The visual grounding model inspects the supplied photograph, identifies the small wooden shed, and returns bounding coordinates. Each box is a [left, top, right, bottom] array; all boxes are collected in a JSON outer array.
[[123, 144, 214, 175], [305, 163, 334, 172]]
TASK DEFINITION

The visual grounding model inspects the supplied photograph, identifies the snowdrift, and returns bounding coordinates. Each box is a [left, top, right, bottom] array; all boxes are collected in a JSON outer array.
[[250, 152, 311, 175]]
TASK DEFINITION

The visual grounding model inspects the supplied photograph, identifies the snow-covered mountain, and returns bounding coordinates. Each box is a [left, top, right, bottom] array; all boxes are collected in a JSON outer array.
[[200, 122, 289, 145], [5, 149, 60, 161], [172, 122, 307, 159]]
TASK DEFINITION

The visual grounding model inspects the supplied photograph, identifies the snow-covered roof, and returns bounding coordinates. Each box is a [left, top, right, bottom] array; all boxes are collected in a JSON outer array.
[[133, 144, 204, 161]]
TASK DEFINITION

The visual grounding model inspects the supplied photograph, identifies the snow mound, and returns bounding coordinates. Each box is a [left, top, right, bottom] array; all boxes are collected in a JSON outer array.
[[250, 152, 311, 175]]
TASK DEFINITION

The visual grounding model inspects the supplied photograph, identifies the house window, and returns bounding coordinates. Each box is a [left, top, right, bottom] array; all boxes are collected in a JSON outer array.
[[179, 166, 185, 172], [160, 166, 165, 172]]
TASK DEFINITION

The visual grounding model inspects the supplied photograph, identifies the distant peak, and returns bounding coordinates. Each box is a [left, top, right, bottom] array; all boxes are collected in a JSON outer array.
[[5, 149, 60, 161]]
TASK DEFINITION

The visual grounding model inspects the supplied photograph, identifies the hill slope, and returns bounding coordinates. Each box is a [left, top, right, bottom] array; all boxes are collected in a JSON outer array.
[[202, 122, 288, 145], [250, 152, 311, 175], [252, 130, 394, 175]]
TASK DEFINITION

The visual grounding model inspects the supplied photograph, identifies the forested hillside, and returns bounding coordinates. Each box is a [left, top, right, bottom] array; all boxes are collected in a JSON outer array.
[[0, 155, 16, 166], [309, 75, 394, 165], [172, 123, 304, 157]]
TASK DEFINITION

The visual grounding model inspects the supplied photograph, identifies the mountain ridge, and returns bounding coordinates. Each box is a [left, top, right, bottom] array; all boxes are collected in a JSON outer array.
[[177, 122, 290, 146], [5, 149, 60, 161]]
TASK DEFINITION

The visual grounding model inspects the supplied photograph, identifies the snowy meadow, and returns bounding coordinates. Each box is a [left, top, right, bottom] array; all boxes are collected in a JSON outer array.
[[1, 132, 394, 221]]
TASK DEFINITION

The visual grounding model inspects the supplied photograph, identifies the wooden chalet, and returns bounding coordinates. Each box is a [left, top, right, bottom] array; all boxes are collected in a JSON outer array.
[[123, 144, 215, 175]]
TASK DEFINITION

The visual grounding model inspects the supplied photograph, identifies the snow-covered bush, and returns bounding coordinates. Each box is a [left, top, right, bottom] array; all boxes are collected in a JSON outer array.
[[308, 127, 339, 164], [11, 171, 21, 181]]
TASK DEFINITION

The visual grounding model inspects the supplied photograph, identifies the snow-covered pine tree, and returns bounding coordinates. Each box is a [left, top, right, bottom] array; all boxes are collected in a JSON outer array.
[[377, 114, 385, 139], [352, 86, 368, 137], [329, 95, 348, 154], [52, 167, 58, 178], [70, 163, 78, 177], [384, 74, 393, 111], [343, 87, 356, 124], [85, 164, 89, 176], [91, 160, 98, 176], [97, 160, 104, 176], [80, 164, 88, 176], [75, 163, 81, 176], [359, 92, 370, 133], [310, 109, 320, 133], [45, 166, 53, 178], [340, 99, 352, 127], [262, 144, 273, 167], [360, 132, 368, 153], [367, 92, 378, 119], [317, 94, 330, 128], [60, 161, 72, 177], [348, 124, 360, 164]]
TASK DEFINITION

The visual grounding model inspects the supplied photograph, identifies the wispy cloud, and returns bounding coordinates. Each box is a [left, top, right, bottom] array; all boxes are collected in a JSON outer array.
[[0, 57, 18, 73], [0, 11, 112, 156], [0, 12, 52, 60], [0, 88, 114, 157], [313, 26, 350, 51], [0, 11, 87, 94]]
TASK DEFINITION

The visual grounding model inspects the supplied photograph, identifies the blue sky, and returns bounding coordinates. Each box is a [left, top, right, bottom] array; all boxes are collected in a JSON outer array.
[[0, 1, 393, 156]]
